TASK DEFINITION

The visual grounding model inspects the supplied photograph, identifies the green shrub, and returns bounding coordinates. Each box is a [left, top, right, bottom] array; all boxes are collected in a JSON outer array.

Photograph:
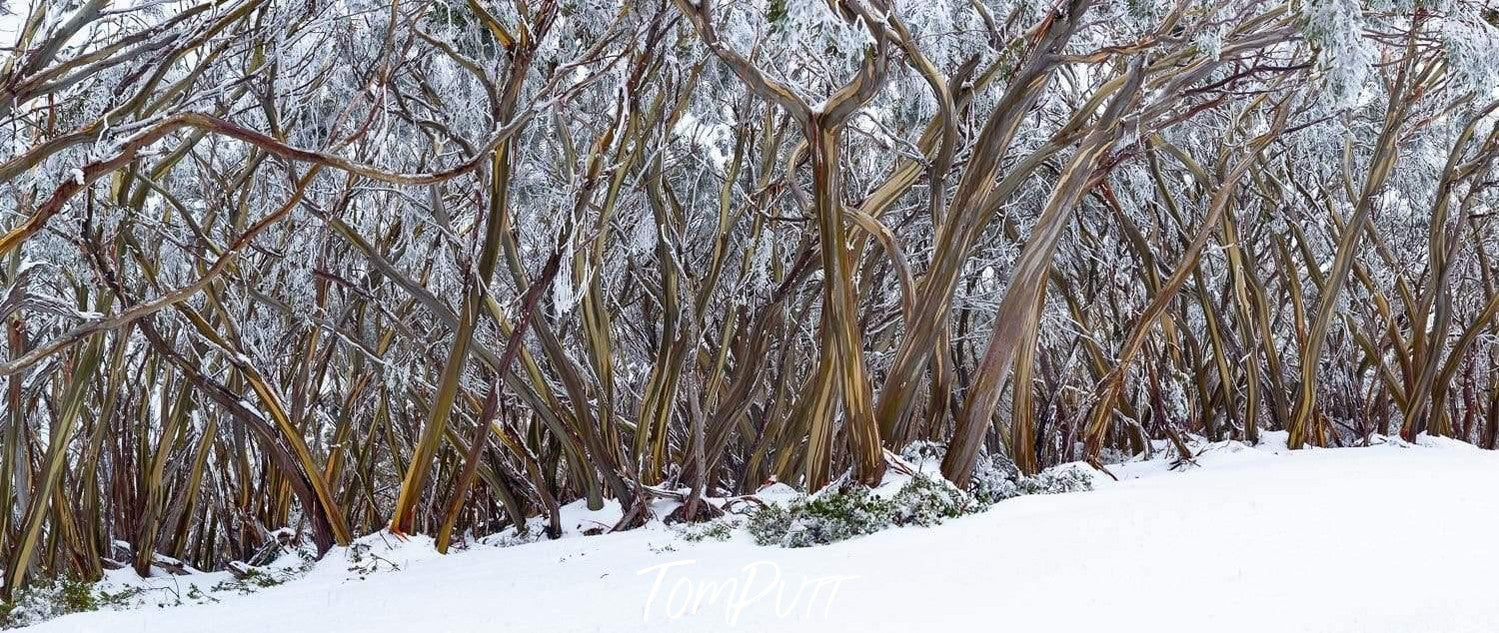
[[1, 576, 100, 629], [95, 586, 143, 608], [1016, 466, 1094, 496], [735, 452, 1096, 551], [745, 503, 794, 545], [899, 442, 1093, 504], [214, 550, 314, 594], [674, 520, 736, 543], [888, 474, 976, 526], [748, 488, 886, 547], [749, 475, 979, 548], [970, 455, 1024, 504], [211, 569, 281, 595]]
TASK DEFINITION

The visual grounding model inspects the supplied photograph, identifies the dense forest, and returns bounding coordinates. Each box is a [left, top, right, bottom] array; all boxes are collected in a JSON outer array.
[[0, 0, 1497, 603]]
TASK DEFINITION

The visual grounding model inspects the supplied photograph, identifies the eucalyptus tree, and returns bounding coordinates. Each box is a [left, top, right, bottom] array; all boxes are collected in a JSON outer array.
[[0, 0, 1496, 604]]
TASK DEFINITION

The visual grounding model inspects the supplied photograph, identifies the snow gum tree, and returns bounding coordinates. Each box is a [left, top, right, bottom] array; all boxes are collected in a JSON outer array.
[[0, 0, 1495, 599]]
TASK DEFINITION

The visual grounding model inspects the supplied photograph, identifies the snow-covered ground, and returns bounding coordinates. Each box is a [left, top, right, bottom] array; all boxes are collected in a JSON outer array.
[[23, 433, 1499, 633]]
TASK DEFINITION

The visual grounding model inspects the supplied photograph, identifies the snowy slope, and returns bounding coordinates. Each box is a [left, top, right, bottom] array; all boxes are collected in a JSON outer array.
[[24, 434, 1499, 633]]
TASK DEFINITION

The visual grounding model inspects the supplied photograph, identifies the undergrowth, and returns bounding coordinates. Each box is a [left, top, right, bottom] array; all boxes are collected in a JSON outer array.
[[1, 575, 137, 629], [742, 446, 1095, 548], [1, 545, 314, 629]]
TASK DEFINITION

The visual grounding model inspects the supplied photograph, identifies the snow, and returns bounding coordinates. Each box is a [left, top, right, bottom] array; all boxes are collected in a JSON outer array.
[[22, 433, 1499, 633]]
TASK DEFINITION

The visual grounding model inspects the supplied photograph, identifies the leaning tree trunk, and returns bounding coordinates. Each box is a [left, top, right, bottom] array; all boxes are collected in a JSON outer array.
[[943, 61, 1146, 484]]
